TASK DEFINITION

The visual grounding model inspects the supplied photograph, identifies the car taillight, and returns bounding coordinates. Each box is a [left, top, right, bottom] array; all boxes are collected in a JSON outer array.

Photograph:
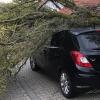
[[71, 51, 92, 68], [96, 30, 100, 32]]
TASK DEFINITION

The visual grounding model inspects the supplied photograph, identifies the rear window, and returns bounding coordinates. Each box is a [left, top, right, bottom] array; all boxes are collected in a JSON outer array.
[[77, 32, 100, 50]]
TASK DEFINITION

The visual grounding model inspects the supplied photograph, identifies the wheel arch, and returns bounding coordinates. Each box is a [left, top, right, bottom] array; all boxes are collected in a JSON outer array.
[[57, 63, 75, 80]]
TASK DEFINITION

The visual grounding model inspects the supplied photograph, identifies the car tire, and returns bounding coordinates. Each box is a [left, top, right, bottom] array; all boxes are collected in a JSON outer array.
[[30, 56, 39, 71], [59, 70, 76, 98]]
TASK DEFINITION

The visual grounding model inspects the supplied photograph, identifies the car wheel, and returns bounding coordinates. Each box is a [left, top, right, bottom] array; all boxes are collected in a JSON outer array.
[[59, 71, 76, 98], [30, 56, 39, 71]]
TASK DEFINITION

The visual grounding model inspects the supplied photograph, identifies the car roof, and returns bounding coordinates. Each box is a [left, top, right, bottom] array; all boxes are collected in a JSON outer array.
[[70, 26, 100, 35]]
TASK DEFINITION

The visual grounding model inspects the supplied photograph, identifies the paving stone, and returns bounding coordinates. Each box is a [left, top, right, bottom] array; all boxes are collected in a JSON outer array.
[[12, 96, 31, 100], [0, 59, 100, 100]]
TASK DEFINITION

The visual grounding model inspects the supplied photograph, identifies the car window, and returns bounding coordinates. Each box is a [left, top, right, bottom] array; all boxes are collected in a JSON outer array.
[[51, 31, 74, 51], [51, 32, 67, 47], [77, 32, 100, 50]]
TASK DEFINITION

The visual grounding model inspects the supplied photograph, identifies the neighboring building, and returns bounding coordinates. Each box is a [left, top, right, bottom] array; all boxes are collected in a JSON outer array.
[[75, 0, 100, 6], [42, 0, 100, 15]]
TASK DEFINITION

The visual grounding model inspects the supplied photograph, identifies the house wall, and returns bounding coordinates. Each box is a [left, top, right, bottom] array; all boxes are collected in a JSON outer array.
[[74, 0, 100, 6]]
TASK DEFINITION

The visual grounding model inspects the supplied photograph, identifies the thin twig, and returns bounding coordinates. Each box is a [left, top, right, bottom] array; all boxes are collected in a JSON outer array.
[[14, 58, 28, 77]]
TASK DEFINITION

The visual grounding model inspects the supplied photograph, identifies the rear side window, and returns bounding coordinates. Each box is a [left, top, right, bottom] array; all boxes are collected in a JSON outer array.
[[77, 32, 100, 50], [51, 31, 74, 50]]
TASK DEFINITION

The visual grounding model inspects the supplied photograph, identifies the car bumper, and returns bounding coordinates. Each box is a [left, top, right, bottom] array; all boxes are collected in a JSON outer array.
[[75, 75, 100, 87], [75, 70, 100, 87], [74, 65, 100, 87]]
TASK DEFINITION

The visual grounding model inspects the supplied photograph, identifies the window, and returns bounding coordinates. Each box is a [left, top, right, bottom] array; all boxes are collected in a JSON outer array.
[[51, 31, 73, 50], [77, 32, 100, 50]]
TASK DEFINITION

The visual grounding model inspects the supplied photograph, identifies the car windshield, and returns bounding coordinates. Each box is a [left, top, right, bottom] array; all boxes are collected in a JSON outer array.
[[77, 32, 100, 50]]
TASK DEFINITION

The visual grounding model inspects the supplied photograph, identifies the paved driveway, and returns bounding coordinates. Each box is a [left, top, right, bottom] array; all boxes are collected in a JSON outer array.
[[1, 60, 100, 100]]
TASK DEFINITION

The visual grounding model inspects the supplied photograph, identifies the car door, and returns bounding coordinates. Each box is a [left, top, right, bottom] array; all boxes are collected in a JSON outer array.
[[44, 46, 62, 72], [44, 31, 74, 73], [43, 32, 65, 73], [35, 37, 52, 69]]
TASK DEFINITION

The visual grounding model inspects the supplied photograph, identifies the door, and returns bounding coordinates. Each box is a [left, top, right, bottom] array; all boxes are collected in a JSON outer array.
[[35, 37, 52, 69], [44, 46, 62, 72], [44, 31, 68, 72]]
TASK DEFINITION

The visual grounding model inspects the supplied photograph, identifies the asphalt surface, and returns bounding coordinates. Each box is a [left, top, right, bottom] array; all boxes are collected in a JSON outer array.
[[1, 60, 100, 100]]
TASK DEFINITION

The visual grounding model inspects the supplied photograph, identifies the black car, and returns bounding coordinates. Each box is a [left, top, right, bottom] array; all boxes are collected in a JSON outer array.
[[30, 27, 100, 98]]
